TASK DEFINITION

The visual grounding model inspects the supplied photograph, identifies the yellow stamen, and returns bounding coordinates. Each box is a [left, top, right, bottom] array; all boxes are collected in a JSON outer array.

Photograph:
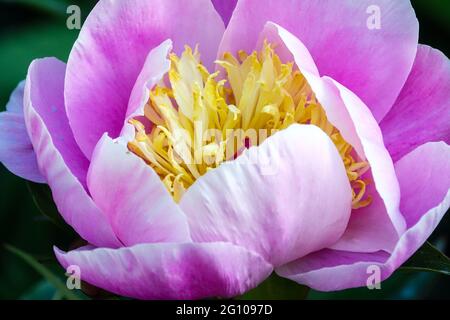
[[128, 42, 372, 208]]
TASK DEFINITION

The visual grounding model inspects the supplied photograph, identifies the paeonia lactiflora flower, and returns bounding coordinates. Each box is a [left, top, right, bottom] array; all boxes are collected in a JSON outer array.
[[0, 0, 449, 299]]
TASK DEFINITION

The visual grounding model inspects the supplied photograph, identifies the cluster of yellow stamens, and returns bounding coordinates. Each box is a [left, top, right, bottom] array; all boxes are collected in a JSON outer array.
[[128, 42, 372, 208]]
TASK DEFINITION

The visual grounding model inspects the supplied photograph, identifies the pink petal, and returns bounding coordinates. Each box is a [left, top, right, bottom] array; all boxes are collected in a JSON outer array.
[[6, 80, 25, 113], [257, 22, 319, 77], [277, 142, 450, 291], [212, 0, 237, 26], [126, 39, 172, 119], [219, 0, 419, 121], [24, 58, 120, 248], [323, 79, 406, 235], [25, 59, 89, 186], [329, 184, 398, 253], [121, 40, 172, 140], [180, 124, 352, 267], [396, 142, 450, 228], [380, 45, 450, 162], [88, 135, 191, 246], [54, 242, 272, 300], [65, 0, 225, 158], [256, 23, 363, 157], [265, 24, 405, 245], [0, 81, 45, 183]]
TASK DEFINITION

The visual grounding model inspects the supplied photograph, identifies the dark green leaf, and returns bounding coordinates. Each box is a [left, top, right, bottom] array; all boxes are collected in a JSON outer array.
[[401, 241, 450, 275], [0, 22, 80, 108], [238, 273, 309, 300], [4, 244, 82, 300], [20, 280, 57, 300], [2, 0, 69, 17]]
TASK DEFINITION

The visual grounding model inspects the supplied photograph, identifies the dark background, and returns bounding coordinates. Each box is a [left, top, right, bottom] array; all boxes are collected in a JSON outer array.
[[0, 0, 449, 299]]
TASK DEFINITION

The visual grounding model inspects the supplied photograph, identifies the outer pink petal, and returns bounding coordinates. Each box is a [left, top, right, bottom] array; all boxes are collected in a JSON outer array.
[[396, 142, 450, 228], [277, 142, 450, 291], [65, 0, 225, 158], [54, 242, 272, 300], [25, 58, 89, 186], [180, 124, 352, 267], [220, 0, 419, 121], [380, 45, 450, 162], [0, 81, 45, 183], [23, 58, 120, 248], [265, 23, 405, 247], [88, 135, 191, 246], [212, 0, 237, 26]]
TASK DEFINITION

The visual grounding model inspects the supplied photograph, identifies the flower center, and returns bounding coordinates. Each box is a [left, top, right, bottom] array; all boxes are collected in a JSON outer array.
[[128, 42, 372, 208]]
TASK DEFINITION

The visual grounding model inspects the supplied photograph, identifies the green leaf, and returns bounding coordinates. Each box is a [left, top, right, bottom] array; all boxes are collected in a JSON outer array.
[[401, 241, 450, 275], [1, 0, 69, 17], [0, 23, 79, 108], [27, 182, 74, 234], [20, 280, 58, 300], [4, 244, 82, 300], [237, 273, 310, 300]]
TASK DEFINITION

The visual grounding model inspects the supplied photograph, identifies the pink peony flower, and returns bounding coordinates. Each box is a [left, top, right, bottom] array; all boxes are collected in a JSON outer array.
[[0, 0, 449, 299]]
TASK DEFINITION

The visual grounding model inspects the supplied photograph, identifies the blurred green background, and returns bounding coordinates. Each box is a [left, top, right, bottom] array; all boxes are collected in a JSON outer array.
[[0, 0, 449, 300]]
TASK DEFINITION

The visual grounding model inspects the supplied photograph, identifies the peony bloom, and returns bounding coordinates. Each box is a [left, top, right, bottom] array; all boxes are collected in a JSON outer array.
[[0, 0, 449, 299]]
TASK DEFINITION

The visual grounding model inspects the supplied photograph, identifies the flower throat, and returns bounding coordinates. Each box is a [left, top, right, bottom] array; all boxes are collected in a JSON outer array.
[[128, 42, 372, 208]]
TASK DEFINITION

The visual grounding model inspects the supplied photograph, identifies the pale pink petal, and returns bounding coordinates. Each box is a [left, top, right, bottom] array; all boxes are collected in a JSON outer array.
[[324, 79, 406, 236], [307, 77, 365, 158], [54, 242, 272, 300], [65, 0, 225, 158], [277, 142, 450, 291], [88, 135, 191, 246], [265, 24, 405, 243], [257, 22, 319, 77], [24, 58, 120, 248], [219, 0, 419, 121], [0, 81, 45, 183], [212, 0, 237, 26], [121, 40, 172, 141], [380, 45, 450, 162], [258, 23, 364, 156], [329, 184, 398, 253], [125, 39, 172, 119], [180, 124, 352, 267], [277, 249, 389, 291]]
